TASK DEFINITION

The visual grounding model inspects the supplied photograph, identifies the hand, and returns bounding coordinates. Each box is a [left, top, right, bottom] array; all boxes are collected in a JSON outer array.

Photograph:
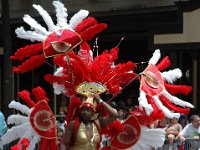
[[179, 136, 185, 143], [90, 92, 101, 103]]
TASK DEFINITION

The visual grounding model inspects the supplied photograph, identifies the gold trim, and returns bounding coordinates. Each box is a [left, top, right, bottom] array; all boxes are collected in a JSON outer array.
[[29, 100, 57, 139], [43, 31, 83, 58], [110, 115, 141, 150]]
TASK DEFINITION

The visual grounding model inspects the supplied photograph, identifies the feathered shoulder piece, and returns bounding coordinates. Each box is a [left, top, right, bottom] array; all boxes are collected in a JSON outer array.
[[45, 42, 137, 97], [2, 86, 57, 150], [134, 49, 193, 125], [11, 1, 107, 73]]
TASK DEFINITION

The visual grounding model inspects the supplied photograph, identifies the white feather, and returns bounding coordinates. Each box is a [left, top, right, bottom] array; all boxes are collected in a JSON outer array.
[[138, 90, 153, 115], [53, 1, 69, 29], [69, 10, 89, 30], [152, 96, 174, 118], [27, 133, 40, 150], [128, 126, 166, 150], [54, 67, 64, 76], [15, 27, 46, 42], [7, 114, 29, 125], [53, 83, 66, 95], [162, 89, 194, 108], [161, 68, 182, 84], [148, 49, 161, 65], [23, 14, 49, 36], [2, 122, 30, 145], [9, 100, 31, 115], [33, 4, 58, 32], [27, 134, 41, 150]]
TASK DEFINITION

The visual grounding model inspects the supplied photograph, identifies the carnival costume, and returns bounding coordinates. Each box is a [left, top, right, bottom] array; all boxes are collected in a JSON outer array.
[[2, 1, 195, 150], [2, 87, 57, 150]]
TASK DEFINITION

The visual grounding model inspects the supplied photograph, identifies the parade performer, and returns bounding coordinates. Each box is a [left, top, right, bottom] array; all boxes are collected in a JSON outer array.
[[8, 0, 195, 149], [2, 87, 57, 150]]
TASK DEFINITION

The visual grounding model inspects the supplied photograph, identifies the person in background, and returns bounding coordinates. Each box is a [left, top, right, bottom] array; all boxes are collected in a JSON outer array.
[[117, 107, 127, 123], [0, 111, 7, 149], [126, 96, 138, 113], [178, 115, 200, 142], [165, 114, 182, 148], [178, 114, 188, 129]]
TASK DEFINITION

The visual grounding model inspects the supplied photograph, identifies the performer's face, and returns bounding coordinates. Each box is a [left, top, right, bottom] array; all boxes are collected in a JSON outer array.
[[81, 106, 94, 121]]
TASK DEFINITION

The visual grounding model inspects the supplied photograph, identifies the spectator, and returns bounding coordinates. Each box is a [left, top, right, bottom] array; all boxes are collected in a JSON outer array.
[[178, 115, 200, 142], [117, 107, 127, 123], [165, 114, 182, 146], [126, 96, 137, 113], [0, 111, 7, 149], [178, 114, 188, 129]]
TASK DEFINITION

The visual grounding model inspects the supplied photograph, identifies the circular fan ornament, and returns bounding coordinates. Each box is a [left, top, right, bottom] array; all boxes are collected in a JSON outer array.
[[30, 100, 56, 139], [110, 116, 140, 150], [136, 49, 194, 125], [2, 87, 57, 150]]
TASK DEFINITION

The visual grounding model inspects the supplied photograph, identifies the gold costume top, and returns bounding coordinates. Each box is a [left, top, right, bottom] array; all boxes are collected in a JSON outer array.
[[71, 122, 101, 150]]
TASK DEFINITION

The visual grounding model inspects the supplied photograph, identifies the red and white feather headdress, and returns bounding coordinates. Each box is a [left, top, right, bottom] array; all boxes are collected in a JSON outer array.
[[11, 1, 107, 73]]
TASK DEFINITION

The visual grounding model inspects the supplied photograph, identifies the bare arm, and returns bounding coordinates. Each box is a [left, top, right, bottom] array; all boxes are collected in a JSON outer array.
[[60, 121, 74, 150], [92, 93, 118, 129], [98, 101, 118, 128]]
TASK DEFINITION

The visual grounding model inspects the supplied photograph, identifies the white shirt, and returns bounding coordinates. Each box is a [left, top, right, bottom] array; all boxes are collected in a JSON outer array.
[[180, 123, 199, 138]]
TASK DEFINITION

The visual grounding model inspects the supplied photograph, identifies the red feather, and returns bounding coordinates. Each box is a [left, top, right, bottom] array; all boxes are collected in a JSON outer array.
[[10, 43, 43, 61], [18, 90, 35, 108], [80, 23, 107, 41], [78, 42, 93, 67], [13, 54, 46, 73], [101, 119, 123, 138], [159, 95, 190, 115], [66, 97, 81, 124], [32, 86, 49, 102], [53, 54, 67, 68], [165, 83, 192, 95], [75, 17, 98, 33], [156, 56, 171, 71]]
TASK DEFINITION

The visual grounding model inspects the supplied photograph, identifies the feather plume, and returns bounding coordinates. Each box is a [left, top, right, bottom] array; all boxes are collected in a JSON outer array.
[[9, 100, 31, 115], [10, 43, 43, 61], [23, 14, 49, 36], [159, 95, 190, 115], [27, 134, 40, 150], [138, 91, 153, 115], [152, 96, 174, 118], [130, 126, 165, 149], [18, 90, 35, 107], [156, 56, 171, 71], [78, 42, 93, 67], [53, 82, 67, 95], [66, 97, 81, 124], [69, 10, 89, 30], [165, 83, 192, 95], [148, 49, 161, 65], [33, 4, 58, 32], [53, 1, 69, 29], [161, 68, 182, 84], [15, 27, 46, 42], [2, 122, 30, 145], [7, 114, 29, 125], [75, 17, 97, 33], [101, 119, 123, 138], [80, 23, 107, 41], [32, 86, 49, 102], [13, 54, 46, 73], [162, 89, 194, 108]]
